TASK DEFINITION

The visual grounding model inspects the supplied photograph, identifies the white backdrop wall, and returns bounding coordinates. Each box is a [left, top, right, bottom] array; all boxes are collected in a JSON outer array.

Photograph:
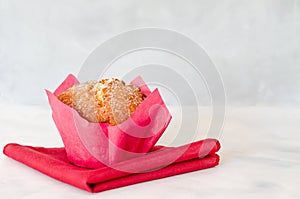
[[0, 0, 299, 106]]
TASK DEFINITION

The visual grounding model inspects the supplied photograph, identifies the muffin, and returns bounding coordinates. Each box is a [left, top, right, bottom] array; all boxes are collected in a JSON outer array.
[[46, 74, 172, 168], [57, 78, 146, 125]]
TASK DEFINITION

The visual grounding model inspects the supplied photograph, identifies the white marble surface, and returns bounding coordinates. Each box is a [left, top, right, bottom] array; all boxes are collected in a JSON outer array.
[[1, 104, 299, 198]]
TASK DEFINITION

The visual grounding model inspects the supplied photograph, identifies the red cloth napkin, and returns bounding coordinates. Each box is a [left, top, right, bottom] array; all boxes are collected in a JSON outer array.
[[3, 139, 220, 193]]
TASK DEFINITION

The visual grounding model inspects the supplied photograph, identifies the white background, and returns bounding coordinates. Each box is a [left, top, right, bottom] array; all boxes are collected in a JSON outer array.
[[0, 1, 300, 199], [0, 0, 299, 106]]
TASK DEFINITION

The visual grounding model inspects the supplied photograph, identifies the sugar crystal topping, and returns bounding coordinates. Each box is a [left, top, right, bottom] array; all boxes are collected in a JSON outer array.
[[57, 78, 145, 125]]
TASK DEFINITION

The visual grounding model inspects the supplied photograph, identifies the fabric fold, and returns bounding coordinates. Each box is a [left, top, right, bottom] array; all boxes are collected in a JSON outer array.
[[3, 138, 220, 193]]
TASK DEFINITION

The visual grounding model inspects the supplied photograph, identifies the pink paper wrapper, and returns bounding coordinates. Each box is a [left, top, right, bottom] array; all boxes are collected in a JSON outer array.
[[46, 74, 172, 168]]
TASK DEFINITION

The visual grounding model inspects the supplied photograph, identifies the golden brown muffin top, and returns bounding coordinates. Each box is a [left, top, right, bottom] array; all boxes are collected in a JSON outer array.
[[57, 78, 145, 125]]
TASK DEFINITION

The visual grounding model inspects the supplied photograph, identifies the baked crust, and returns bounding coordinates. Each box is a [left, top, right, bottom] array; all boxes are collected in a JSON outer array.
[[57, 78, 145, 125]]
